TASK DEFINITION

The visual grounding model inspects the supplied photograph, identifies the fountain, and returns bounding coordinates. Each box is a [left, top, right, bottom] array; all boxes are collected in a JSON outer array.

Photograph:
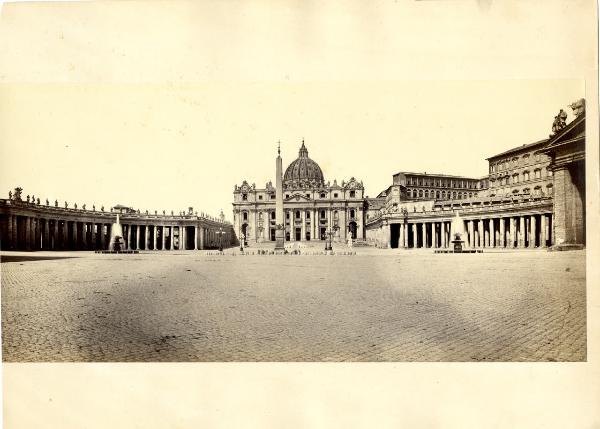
[[450, 211, 466, 252], [97, 213, 138, 254], [435, 211, 482, 254]]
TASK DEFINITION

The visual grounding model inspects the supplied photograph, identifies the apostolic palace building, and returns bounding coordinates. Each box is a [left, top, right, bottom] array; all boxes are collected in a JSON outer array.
[[233, 99, 587, 250]]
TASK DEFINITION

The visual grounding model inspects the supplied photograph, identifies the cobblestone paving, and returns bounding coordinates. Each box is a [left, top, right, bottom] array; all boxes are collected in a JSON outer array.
[[1, 248, 586, 362]]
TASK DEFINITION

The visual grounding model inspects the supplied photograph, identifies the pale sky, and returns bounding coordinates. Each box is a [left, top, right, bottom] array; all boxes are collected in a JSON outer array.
[[0, 1, 591, 220]]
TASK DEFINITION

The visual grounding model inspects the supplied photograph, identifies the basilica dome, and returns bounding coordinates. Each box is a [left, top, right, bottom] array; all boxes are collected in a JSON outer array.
[[283, 142, 325, 188]]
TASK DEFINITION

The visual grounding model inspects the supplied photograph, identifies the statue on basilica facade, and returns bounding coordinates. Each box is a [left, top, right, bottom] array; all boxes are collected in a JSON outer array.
[[8, 190, 12, 200], [55, 199, 58, 207], [46, 198, 49, 206], [26, 195, 30, 203]]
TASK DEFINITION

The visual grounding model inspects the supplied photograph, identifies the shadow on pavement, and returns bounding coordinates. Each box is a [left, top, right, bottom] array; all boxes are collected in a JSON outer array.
[[1, 255, 78, 263]]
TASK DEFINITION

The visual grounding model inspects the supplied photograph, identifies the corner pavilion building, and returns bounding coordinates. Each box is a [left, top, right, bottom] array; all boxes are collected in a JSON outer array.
[[233, 141, 365, 244]]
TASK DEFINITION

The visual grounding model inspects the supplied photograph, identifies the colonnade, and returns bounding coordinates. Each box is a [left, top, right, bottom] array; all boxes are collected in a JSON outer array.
[[0, 214, 231, 251], [388, 213, 553, 249]]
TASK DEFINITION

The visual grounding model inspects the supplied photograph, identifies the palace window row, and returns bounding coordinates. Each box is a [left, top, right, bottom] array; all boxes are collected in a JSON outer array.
[[489, 153, 545, 173], [406, 177, 477, 189], [408, 189, 475, 200]]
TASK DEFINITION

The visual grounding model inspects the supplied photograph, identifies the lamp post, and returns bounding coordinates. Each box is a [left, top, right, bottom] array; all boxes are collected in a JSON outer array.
[[216, 226, 225, 252], [325, 224, 339, 251]]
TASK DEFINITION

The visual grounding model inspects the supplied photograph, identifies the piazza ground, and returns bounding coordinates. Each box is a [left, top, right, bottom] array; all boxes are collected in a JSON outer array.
[[1, 245, 586, 362]]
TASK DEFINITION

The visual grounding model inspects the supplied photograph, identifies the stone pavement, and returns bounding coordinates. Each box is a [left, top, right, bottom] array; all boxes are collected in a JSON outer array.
[[1, 248, 586, 362]]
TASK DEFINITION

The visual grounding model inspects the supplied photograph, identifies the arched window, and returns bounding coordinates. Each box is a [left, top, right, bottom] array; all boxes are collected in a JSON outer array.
[[523, 171, 530, 181], [242, 194, 248, 201], [436, 191, 440, 199], [320, 210, 326, 218], [424, 190, 429, 198], [258, 212, 263, 220], [243, 212, 248, 221], [442, 191, 446, 199], [295, 210, 300, 219], [350, 209, 355, 218], [306, 211, 310, 219], [334, 210, 339, 220], [271, 211, 275, 220], [320, 192, 326, 198], [418, 190, 423, 198]]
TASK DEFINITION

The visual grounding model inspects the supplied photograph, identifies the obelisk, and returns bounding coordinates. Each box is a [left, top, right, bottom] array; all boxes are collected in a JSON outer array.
[[274, 142, 285, 251]]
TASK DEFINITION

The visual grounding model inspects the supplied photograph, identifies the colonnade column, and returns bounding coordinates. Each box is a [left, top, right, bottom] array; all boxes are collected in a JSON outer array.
[[181, 226, 186, 250], [399, 224, 405, 248], [194, 226, 198, 250], [98, 224, 104, 250], [411, 224, 417, 248], [467, 220, 473, 248], [152, 226, 157, 250], [530, 215, 537, 248], [518, 216, 525, 248], [499, 217, 505, 248], [420, 223, 425, 248], [144, 226, 149, 250], [541, 214, 548, 247]]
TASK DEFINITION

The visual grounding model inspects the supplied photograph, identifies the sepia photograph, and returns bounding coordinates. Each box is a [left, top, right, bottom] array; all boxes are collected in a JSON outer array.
[[0, 1, 598, 428], [0, 81, 588, 363]]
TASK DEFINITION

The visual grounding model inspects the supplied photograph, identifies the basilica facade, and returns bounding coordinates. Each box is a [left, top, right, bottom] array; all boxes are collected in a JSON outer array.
[[232, 141, 365, 244]]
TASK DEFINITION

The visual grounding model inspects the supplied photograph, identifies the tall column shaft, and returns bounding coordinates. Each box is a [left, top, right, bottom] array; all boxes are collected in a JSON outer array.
[[530, 215, 537, 248], [541, 214, 548, 247], [519, 216, 525, 248]]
